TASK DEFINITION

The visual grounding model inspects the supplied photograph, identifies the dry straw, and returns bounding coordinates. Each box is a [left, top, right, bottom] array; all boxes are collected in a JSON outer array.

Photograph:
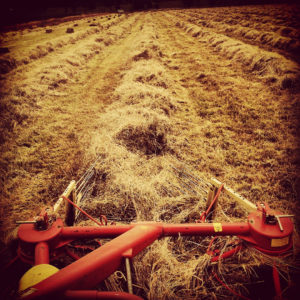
[[0, 6, 299, 300]]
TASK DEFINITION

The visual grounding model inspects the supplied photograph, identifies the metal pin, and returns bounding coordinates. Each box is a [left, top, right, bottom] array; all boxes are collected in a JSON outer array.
[[125, 257, 133, 294], [16, 220, 37, 225]]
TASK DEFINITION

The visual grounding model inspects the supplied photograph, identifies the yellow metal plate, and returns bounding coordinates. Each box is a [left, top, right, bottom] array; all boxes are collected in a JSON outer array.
[[271, 236, 289, 248]]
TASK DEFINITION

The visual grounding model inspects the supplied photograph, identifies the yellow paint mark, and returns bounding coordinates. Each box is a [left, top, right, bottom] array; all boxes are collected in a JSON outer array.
[[213, 223, 222, 232]]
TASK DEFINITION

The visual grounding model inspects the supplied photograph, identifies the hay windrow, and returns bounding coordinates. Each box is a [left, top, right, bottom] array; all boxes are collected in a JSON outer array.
[[116, 123, 168, 156], [172, 14, 300, 87], [0, 13, 128, 73]]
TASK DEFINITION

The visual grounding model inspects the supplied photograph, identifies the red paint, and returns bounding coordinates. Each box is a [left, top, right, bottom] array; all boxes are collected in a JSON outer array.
[[18, 219, 63, 244], [22, 225, 162, 299], [64, 290, 143, 300], [272, 264, 283, 300], [35, 242, 49, 265], [199, 184, 224, 222], [61, 224, 133, 239], [16, 204, 294, 299], [65, 248, 80, 261], [62, 196, 103, 227], [240, 209, 294, 252], [162, 222, 250, 236], [61, 222, 251, 239], [211, 245, 243, 262]]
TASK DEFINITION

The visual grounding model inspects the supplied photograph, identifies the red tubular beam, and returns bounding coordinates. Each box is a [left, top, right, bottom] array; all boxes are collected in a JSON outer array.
[[61, 225, 134, 239], [35, 242, 49, 265], [23, 225, 162, 300], [64, 290, 143, 300], [272, 264, 283, 300], [61, 222, 250, 240], [162, 223, 250, 236]]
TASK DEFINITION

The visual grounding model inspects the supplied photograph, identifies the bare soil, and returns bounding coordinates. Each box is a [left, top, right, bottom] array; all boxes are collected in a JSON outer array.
[[0, 4, 299, 299]]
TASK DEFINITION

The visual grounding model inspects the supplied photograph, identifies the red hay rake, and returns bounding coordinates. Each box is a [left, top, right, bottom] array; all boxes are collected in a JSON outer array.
[[9, 172, 294, 299]]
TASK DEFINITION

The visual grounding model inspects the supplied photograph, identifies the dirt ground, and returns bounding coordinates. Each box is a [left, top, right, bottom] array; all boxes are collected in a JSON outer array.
[[0, 4, 300, 299]]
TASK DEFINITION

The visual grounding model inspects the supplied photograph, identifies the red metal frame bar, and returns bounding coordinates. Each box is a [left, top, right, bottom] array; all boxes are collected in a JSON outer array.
[[21, 225, 161, 299], [17, 204, 294, 300], [60, 222, 250, 239], [35, 242, 50, 265], [64, 290, 143, 300]]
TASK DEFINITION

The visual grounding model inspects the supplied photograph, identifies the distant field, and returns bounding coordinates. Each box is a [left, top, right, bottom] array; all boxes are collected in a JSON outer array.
[[0, 4, 299, 299]]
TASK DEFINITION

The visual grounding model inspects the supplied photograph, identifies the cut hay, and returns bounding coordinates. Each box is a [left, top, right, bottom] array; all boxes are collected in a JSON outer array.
[[0, 5, 299, 300], [116, 123, 168, 156], [173, 15, 299, 87]]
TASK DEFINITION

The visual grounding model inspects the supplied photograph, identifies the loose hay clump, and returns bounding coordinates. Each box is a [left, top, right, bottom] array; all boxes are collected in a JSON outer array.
[[115, 123, 168, 156], [133, 49, 151, 61], [0, 58, 16, 74], [66, 28, 74, 34]]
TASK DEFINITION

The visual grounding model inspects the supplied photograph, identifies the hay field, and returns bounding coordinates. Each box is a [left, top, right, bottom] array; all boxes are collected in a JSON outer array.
[[0, 4, 300, 299]]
